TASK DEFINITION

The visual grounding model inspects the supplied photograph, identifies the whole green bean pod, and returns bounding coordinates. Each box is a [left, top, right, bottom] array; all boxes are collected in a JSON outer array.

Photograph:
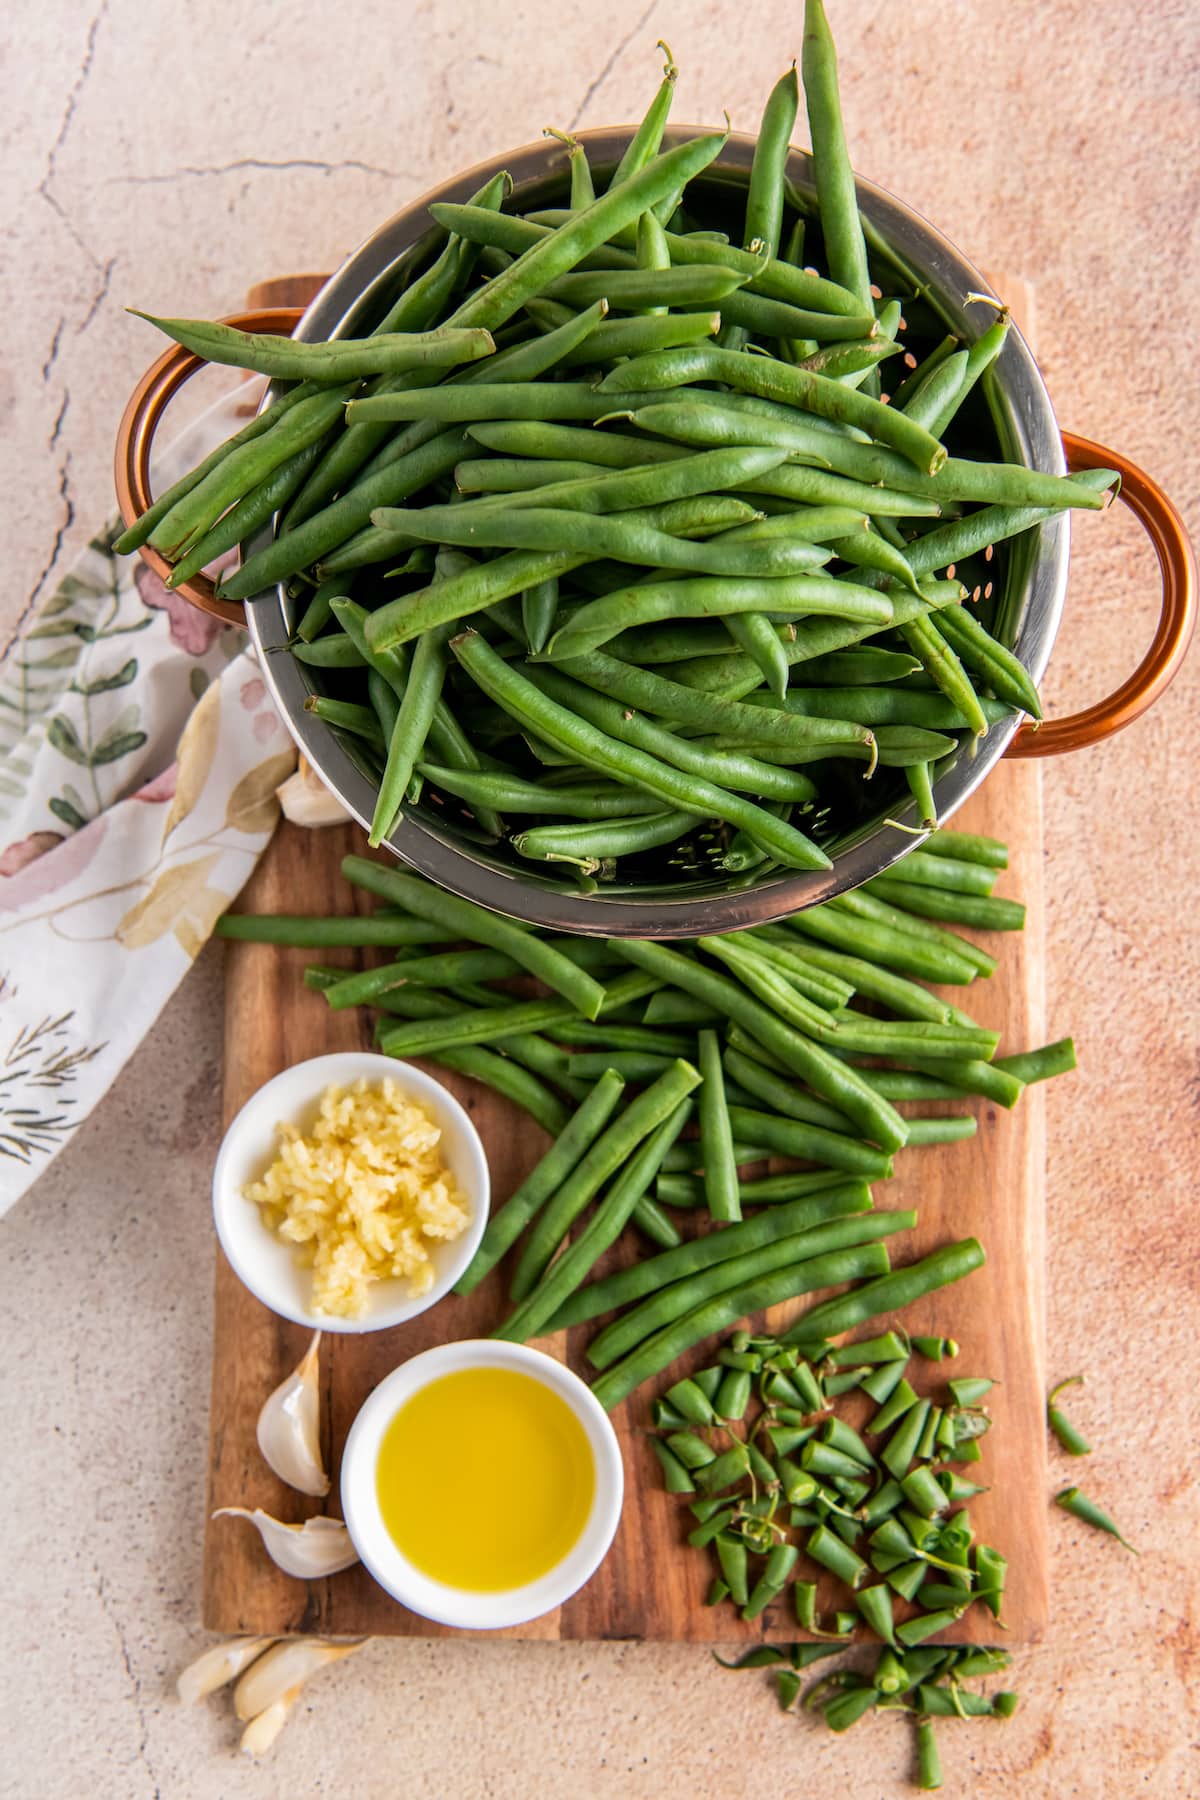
[[801, 0, 872, 309], [509, 1059, 701, 1301], [130, 311, 495, 380], [454, 1070, 625, 1295], [449, 632, 831, 872], [341, 856, 606, 1019], [696, 1029, 740, 1223], [591, 1241, 890, 1411], [783, 1239, 986, 1345], [494, 1098, 692, 1342]]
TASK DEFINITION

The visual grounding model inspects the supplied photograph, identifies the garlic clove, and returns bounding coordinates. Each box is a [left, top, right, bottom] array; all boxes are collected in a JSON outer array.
[[256, 1330, 329, 1498], [213, 1507, 359, 1579], [239, 1689, 300, 1757], [277, 757, 352, 827], [234, 1636, 367, 1722], [176, 1635, 276, 1705]]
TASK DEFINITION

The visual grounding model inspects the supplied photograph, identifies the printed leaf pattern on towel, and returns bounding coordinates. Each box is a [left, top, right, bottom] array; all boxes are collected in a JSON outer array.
[[162, 679, 222, 842], [0, 1005, 105, 1165], [225, 751, 295, 835], [115, 852, 222, 950]]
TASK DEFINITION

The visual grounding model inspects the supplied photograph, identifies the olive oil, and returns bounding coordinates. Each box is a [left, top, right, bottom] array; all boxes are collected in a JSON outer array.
[[376, 1366, 595, 1591]]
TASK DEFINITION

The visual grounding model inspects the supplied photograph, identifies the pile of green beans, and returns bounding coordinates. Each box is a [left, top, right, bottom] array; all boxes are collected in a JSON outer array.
[[216, 826, 1075, 1409], [663, 1314, 1015, 1790], [119, 5, 1116, 871]]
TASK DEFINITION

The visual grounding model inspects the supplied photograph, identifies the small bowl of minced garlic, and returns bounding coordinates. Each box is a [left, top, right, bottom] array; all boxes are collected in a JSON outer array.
[[213, 1052, 489, 1331]]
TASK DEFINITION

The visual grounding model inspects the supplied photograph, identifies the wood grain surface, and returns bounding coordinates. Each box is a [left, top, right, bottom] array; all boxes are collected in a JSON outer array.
[[203, 757, 1048, 1642]]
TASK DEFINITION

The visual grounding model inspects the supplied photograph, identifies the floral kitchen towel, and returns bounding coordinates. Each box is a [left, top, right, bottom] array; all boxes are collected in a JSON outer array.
[[0, 389, 296, 1215]]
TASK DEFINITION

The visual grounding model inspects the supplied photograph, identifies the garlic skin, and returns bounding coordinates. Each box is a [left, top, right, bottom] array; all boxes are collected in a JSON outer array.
[[277, 757, 352, 827], [239, 1690, 299, 1757], [213, 1507, 359, 1578], [256, 1331, 329, 1498], [234, 1637, 366, 1722], [176, 1636, 276, 1705]]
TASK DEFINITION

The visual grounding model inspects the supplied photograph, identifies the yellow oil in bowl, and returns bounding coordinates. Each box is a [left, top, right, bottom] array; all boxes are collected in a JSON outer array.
[[375, 1365, 596, 1592]]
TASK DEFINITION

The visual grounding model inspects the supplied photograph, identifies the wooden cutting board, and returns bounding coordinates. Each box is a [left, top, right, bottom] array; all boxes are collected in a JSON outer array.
[[202, 755, 1048, 1642]]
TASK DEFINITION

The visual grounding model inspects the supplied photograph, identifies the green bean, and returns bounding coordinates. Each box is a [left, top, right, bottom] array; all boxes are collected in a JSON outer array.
[[509, 1059, 701, 1301], [591, 1241, 890, 1411], [901, 465, 1118, 583], [455, 1070, 624, 1294], [801, 0, 872, 311], [619, 399, 1109, 510], [1056, 1486, 1137, 1552], [495, 1098, 692, 1342], [548, 1183, 870, 1329], [166, 436, 330, 586], [898, 613, 989, 737], [420, 764, 661, 818], [784, 903, 978, 987], [996, 1038, 1077, 1085], [538, 265, 747, 310], [919, 831, 1007, 867], [607, 41, 678, 189], [932, 605, 1043, 719], [524, 664, 819, 805], [554, 304, 728, 366], [899, 349, 970, 433], [435, 1044, 568, 1135], [301, 694, 383, 750], [783, 1238, 985, 1346], [521, 576, 559, 656], [114, 381, 321, 554], [341, 855, 606, 1018], [864, 878, 1026, 932], [697, 1029, 740, 1223], [769, 942, 958, 1025], [130, 310, 494, 381], [602, 345, 946, 474], [375, 969, 658, 1058], [805, 648, 922, 685], [651, 1440, 695, 1494], [367, 496, 837, 580], [807, 1521, 869, 1588], [544, 570, 890, 662], [922, 312, 1011, 439], [612, 938, 908, 1151], [878, 848, 998, 896], [215, 912, 447, 949], [833, 889, 997, 977], [368, 628, 446, 845], [456, 456, 602, 494], [564, 1052, 672, 1083], [451, 634, 832, 870], [290, 633, 367, 669], [719, 1105, 891, 1178], [322, 945, 574, 1008], [218, 426, 469, 599], [294, 574, 351, 644], [555, 649, 873, 756], [723, 1047, 853, 1135], [591, 1213, 906, 1371], [799, 335, 902, 381], [745, 62, 799, 258], [150, 385, 356, 558], [513, 808, 702, 872], [444, 129, 730, 335]]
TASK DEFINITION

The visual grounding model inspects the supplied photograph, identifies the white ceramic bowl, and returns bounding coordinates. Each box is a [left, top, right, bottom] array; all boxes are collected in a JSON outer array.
[[340, 1340, 624, 1628], [212, 1051, 489, 1333]]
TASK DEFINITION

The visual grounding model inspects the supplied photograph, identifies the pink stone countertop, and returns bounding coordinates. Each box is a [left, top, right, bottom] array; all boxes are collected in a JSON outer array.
[[2, 1, 1198, 1794]]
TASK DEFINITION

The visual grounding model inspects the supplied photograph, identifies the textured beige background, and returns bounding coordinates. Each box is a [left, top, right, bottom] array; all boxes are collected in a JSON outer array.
[[2, 1, 1199, 1795]]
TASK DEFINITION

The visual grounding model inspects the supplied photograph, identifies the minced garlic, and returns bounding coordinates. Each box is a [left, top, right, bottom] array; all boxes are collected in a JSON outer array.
[[246, 1078, 469, 1317]]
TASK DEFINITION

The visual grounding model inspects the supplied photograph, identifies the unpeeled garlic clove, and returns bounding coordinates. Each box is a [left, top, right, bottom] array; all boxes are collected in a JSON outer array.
[[239, 1688, 300, 1757], [256, 1330, 329, 1497], [176, 1635, 276, 1705], [277, 757, 352, 827], [234, 1636, 367, 1721], [213, 1507, 359, 1579]]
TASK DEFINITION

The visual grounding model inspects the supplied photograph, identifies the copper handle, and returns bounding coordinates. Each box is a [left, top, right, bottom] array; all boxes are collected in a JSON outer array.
[[1007, 431, 1196, 756], [113, 288, 325, 627]]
